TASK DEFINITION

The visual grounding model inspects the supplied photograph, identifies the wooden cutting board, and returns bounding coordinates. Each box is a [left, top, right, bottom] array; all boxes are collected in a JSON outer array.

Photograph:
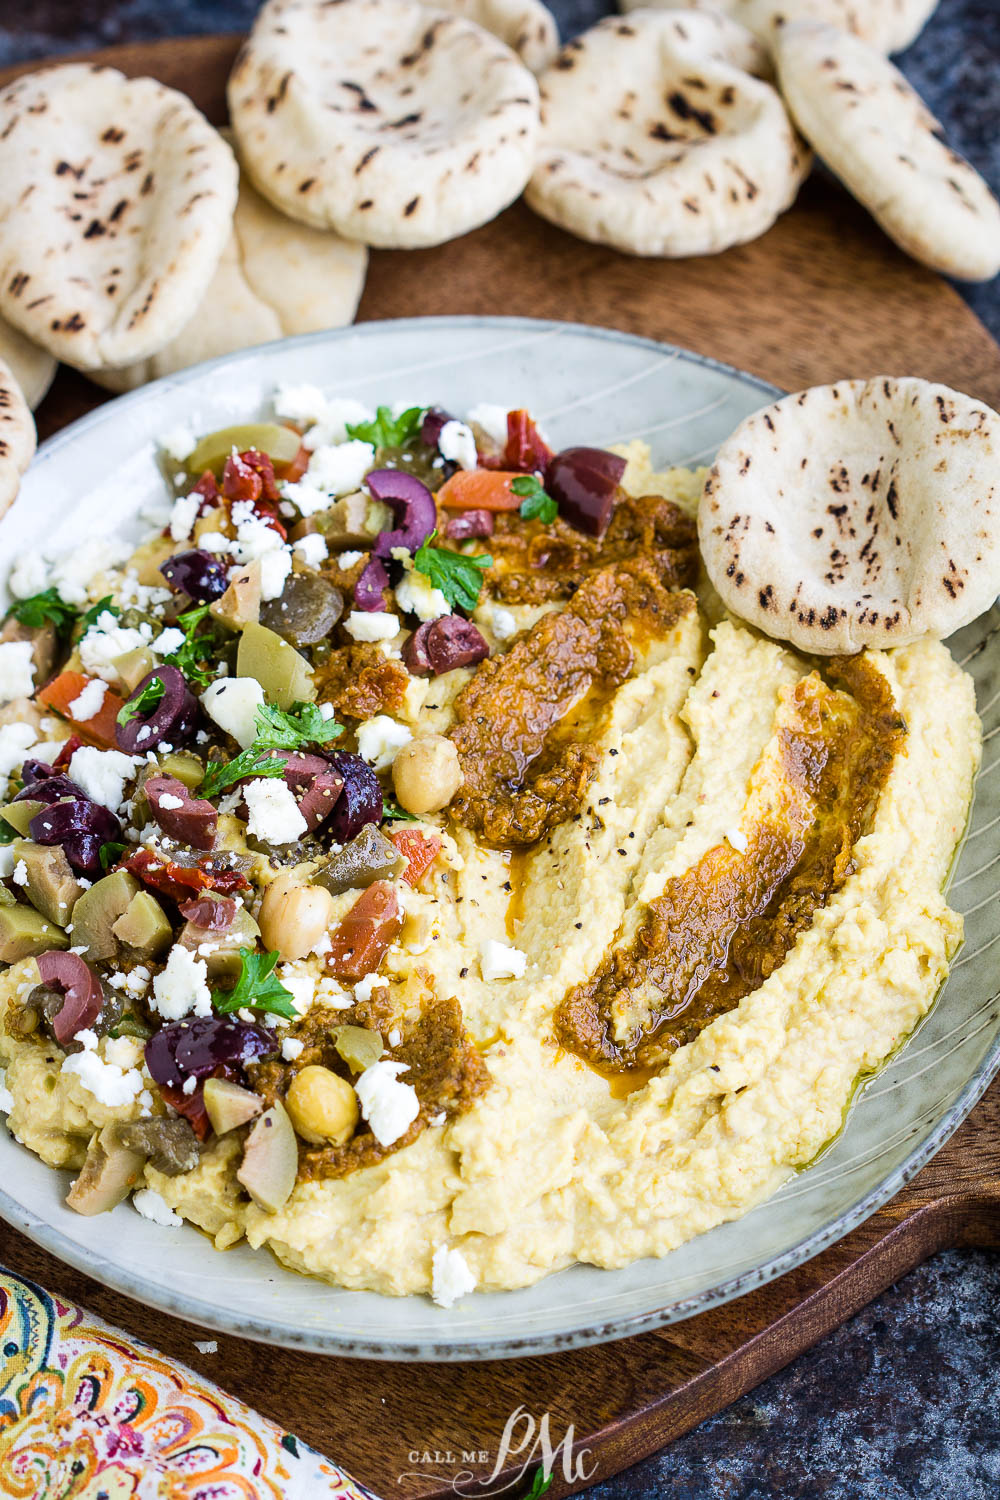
[[2, 35, 1000, 1500]]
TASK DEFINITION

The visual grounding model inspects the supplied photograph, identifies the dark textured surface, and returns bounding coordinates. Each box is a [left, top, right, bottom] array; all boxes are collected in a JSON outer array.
[[1, 4, 999, 1498]]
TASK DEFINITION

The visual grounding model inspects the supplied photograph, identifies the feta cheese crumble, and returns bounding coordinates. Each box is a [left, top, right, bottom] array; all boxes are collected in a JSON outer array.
[[490, 606, 518, 641], [356, 715, 413, 771], [11, 859, 27, 886], [0, 722, 37, 778], [159, 424, 196, 463], [438, 419, 478, 471], [0, 640, 35, 704], [355, 1059, 419, 1147], [283, 440, 375, 515], [169, 492, 201, 542], [79, 612, 151, 683], [133, 1187, 183, 1227], [281, 1036, 305, 1061], [201, 676, 265, 749], [394, 567, 452, 623], [67, 676, 107, 722], [68, 746, 139, 812], [431, 1244, 477, 1308], [480, 939, 527, 981], [467, 404, 509, 447], [343, 610, 400, 643], [151, 945, 213, 1021], [243, 778, 308, 844], [291, 533, 329, 570], [151, 626, 186, 656], [62, 1030, 144, 1107]]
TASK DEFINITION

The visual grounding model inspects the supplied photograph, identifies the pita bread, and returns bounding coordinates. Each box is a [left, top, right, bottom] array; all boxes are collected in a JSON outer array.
[[627, 0, 939, 54], [525, 11, 809, 257], [0, 358, 36, 516], [775, 21, 1000, 280], [0, 317, 56, 411], [92, 143, 368, 393], [0, 64, 238, 370], [699, 377, 1000, 654], [435, 0, 559, 70], [228, 0, 540, 249]]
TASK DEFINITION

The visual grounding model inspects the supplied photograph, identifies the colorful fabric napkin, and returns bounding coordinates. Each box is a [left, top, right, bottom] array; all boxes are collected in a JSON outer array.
[[0, 1262, 380, 1498]]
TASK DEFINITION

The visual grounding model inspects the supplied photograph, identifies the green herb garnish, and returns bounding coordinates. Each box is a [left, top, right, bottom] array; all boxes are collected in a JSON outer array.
[[212, 947, 297, 1021], [5, 588, 78, 634], [0, 818, 17, 845], [160, 603, 219, 688], [346, 404, 424, 450], [116, 673, 165, 727], [99, 840, 127, 870], [81, 595, 120, 628], [381, 796, 419, 823], [200, 700, 344, 799], [200, 747, 287, 800], [511, 473, 558, 524], [109, 1011, 152, 1041], [413, 530, 492, 612]]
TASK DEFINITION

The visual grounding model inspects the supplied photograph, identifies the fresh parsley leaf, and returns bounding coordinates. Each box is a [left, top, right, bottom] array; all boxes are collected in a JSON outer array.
[[346, 404, 424, 450], [254, 701, 343, 753], [5, 588, 78, 634], [99, 840, 127, 870], [0, 818, 17, 845], [162, 604, 218, 688], [81, 595, 120, 628], [212, 947, 297, 1021], [116, 673, 165, 727], [200, 747, 287, 800], [381, 796, 419, 823], [108, 1012, 152, 1041], [413, 530, 493, 612], [511, 473, 558, 524]]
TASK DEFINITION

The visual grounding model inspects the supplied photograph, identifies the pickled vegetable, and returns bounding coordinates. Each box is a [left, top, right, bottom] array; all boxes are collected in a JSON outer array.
[[72, 870, 140, 962], [157, 751, 206, 793], [210, 561, 262, 631], [0, 799, 44, 836], [236, 1101, 298, 1213], [66, 1124, 145, 1216], [236, 622, 315, 708], [111, 890, 173, 958], [183, 424, 301, 478], [330, 1024, 384, 1073], [111, 647, 156, 694], [260, 573, 344, 647], [326, 880, 402, 979], [314, 824, 406, 896], [118, 1116, 201, 1175], [178, 905, 260, 980], [0, 905, 69, 961], [10, 839, 81, 927], [203, 1076, 263, 1135]]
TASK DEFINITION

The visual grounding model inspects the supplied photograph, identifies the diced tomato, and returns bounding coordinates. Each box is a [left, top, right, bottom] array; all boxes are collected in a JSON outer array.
[[327, 880, 403, 980], [52, 734, 82, 771], [222, 450, 263, 503], [37, 672, 125, 749], [124, 848, 250, 903], [222, 451, 287, 538], [437, 469, 524, 512], [500, 409, 553, 475], [237, 449, 281, 503], [391, 828, 442, 886], [191, 469, 221, 507]]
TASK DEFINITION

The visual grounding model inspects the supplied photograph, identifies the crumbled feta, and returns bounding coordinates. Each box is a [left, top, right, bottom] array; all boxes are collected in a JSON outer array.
[[11, 859, 27, 886], [151, 944, 213, 1021], [279, 964, 317, 1016], [726, 827, 749, 854], [352, 974, 380, 1006], [67, 676, 107, 722], [315, 977, 352, 1009], [302, 399, 374, 449], [343, 610, 400, 643], [273, 382, 336, 428], [104, 1036, 143, 1070], [157, 792, 185, 811], [355, 1059, 419, 1147], [283, 440, 376, 515], [79, 611, 150, 683], [438, 419, 478, 471], [169, 492, 202, 542], [356, 715, 412, 771], [151, 626, 185, 656], [291, 533, 329, 570], [0, 847, 15, 879], [274, 386, 373, 442], [49, 539, 128, 607], [68, 746, 139, 812], [480, 939, 527, 981], [0, 722, 37, 778], [0, 641, 35, 704], [491, 606, 517, 641], [259, 546, 293, 601], [337, 550, 364, 569], [281, 1037, 305, 1061], [198, 531, 232, 555], [62, 1031, 144, 1107], [431, 1244, 477, 1308], [182, 1075, 197, 1096], [117, 570, 172, 612], [467, 403, 509, 448], [133, 1187, 183, 1227], [201, 676, 265, 749], [8, 551, 49, 599], [243, 778, 308, 844], [159, 424, 196, 463], [395, 567, 451, 623]]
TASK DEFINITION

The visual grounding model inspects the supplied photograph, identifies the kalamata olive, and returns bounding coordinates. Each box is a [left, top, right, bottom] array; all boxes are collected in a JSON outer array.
[[420, 407, 455, 449], [443, 508, 494, 542], [296, 769, 345, 832], [115, 667, 200, 755], [145, 1015, 277, 1092], [37, 951, 106, 1047], [160, 548, 230, 603], [30, 799, 122, 876], [325, 752, 383, 842], [14, 773, 79, 806], [546, 447, 627, 537], [404, 617, 489, 677], [20, 758, 55, 787], [367, 470, 437, 558], [145, 774, 217, 851], [353, 556, 389, 612], [260, 572, 343, 646]]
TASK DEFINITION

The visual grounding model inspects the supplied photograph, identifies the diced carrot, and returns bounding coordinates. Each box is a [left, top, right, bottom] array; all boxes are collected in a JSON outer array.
[[436, 468, 525, 512], [37, 672, 125, 749], [391, 828, 442, 886], [327, 880, 403, 980]]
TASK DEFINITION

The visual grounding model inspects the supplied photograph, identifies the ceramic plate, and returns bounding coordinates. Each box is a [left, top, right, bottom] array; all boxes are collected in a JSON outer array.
[[1, 317, 997, 1361]]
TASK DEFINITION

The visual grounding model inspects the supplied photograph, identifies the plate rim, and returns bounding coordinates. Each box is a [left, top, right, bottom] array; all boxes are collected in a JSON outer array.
[[1, 313, 995, 1362]]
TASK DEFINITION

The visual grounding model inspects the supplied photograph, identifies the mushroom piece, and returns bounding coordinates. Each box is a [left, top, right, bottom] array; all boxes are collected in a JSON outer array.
[[66, 1124, 146, 1216], [236, 1100, 299, 1213]]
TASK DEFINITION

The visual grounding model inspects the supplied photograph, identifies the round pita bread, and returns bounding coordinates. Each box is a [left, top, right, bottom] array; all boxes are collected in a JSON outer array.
[[228, 0, 540, 249], [92, 143, 368, 393], [626, 0, 939, 54], [0, 358, 36, 516], [0, 65, 238, 370], [774, 21, 1000, 281], [699, 377, 1000, 654], [435, 0, 559, 70], [525, 11, 809, 258], [0, 317, 56, 411]]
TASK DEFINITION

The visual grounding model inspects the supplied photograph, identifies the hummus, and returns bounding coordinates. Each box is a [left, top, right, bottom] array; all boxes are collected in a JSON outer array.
[[0, 420, 981, 1302]]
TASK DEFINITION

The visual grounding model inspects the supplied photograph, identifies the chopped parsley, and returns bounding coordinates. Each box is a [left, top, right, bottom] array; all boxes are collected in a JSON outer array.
[[346, 404, 424, 450], [116, 673, 165, 727], [5, 588, 78, 634], [200, 700, 343, 799], [413, 530, 492, 612], [81, 595, 120, 628], [212, 947, 297, 1021], [162, 604, 218, 688], [99, 840, 127, 870], [381, 796, 419, 823], [511, 473, 558, 524]]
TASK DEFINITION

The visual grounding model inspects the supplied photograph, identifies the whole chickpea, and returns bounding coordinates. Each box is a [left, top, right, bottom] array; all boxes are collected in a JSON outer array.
[[392, 734, 463, 816], [286, 1065, 359, 1145], [258, 873, 336, 961]]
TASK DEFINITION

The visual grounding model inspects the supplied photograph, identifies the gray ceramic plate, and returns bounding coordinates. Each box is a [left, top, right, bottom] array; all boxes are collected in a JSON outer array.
[[0, 317, 997, 1361]]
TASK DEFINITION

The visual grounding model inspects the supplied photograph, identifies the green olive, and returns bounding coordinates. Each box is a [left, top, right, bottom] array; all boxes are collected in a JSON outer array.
[[183, 423, 301, 478]]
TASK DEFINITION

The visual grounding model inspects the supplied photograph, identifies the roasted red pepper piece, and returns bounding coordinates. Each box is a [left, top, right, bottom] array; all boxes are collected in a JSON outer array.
[[327, 880, 403, 980], [124, 848, 250, 902], [480, 409, 554, 475], [391, 828, 442, 886]]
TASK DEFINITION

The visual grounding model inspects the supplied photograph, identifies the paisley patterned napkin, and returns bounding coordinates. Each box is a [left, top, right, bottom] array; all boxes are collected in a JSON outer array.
[[0, 1263, 380, 1498]]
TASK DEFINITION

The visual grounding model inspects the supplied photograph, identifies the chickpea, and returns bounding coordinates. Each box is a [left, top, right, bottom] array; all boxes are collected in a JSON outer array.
[[392, 734, 463, 816], [286, 1065, 359, 1146], [258, 874, 336, 961]]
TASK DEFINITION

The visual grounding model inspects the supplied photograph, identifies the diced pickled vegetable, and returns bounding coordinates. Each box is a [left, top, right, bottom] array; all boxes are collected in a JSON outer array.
[[71, 870, 140, 962], [111, 647, 157, 695], [236, 1100, 298, 1213], [313, 491, 381, 546], [10, 839, 82, 927], [260, 573, 343, 647], [314, 824, 406, 896], [0, 799, 44, 836], [0, 905, 68, 961], [157, 752, 206, 793], [203, 1076, 263, 1135], [330, 1025, 384, 1074], [236, 622, 315, 708], [118, 1116, 201, 1175], [327, 880, 402, 980], [210, 561, 262, 631], [128, 536, 177, 588], [111, 890, 173, 958], [183, 424, 301, 478], [66, 1124, 146, 1216]]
